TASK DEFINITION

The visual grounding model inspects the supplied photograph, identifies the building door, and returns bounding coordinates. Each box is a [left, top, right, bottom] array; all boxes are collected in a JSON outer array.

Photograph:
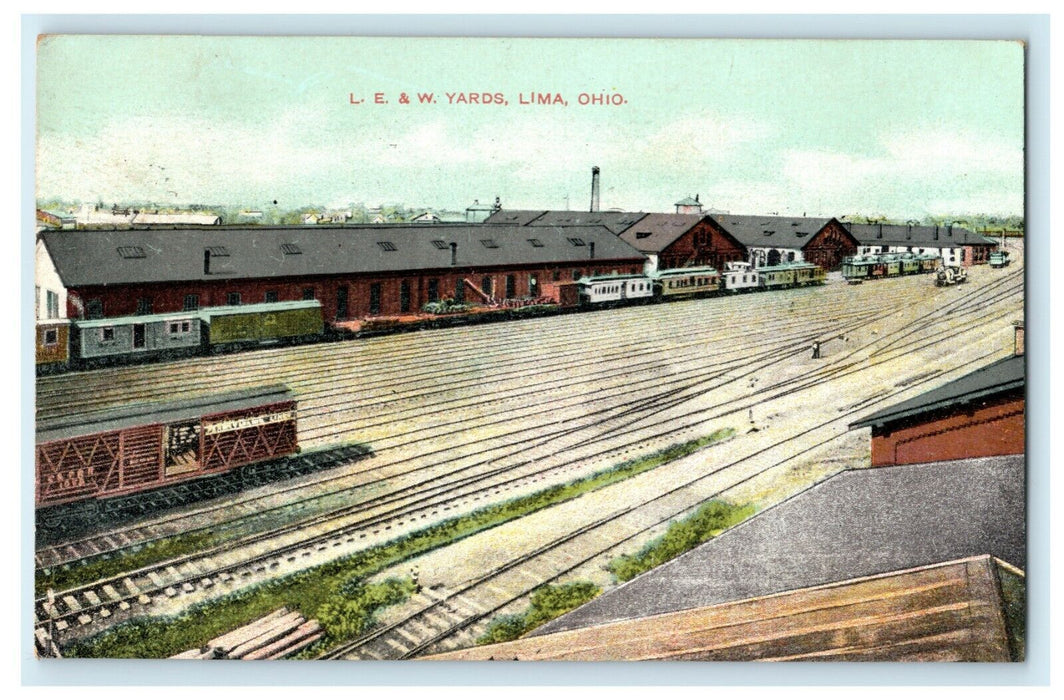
[[529, 274, 538, 298], [336, 285, 349, 320], [133, 323, 146, 349], [505, 274, 516, 299], [400, 280, 411, 313]]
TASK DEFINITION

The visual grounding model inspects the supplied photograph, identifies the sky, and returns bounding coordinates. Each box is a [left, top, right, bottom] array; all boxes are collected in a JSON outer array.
[[36, 36, 1025, 219]]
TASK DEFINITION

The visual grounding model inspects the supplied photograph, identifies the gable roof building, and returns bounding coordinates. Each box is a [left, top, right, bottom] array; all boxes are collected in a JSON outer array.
[[844, 223, 1000, 267], [483, 209, 648, 235], [709, 214, 859, 270]]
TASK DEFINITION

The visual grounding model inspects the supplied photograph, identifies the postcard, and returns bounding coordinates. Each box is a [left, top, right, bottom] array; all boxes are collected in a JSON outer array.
[[33, 36, 1026, 663]]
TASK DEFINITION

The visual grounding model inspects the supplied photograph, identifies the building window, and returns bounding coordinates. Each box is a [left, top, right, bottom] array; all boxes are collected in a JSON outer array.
[[184, 294, 199, 311], [265, 290, 278, 303], [572, 269, 581, 280], [505, 275, 516, 299], [552, 269, 561, 282], [428, 279, 439, 303], [302, 287, 316, 301], [100, 327, 115, 342], [46, 290, 59, 319], [481, 276, 493, 297], [227, 292, 241, 306], [86, 299, 103, 320], [377, 241, 397, 252], [454, 278, 465, 303], [43, 329, 58, 346], [136, 297, 153, 316], [400, 280, 411, 313], [369, 283, 382, 315]]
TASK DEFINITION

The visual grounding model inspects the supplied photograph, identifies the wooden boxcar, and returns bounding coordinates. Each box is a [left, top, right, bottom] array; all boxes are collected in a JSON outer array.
[[201, 300, 324, 347], [75, 312, 203, 361], [35, 385, 298, 509], [652, 266, 721, 298], [35, 320, 70, 371]]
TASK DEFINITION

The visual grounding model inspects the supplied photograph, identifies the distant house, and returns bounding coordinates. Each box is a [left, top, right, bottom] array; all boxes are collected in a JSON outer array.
[[850, 321, 1024, 467], [674, 195, 703, 215], [618, 213, 745, 274], [131, 212, 222, 226], [710, 214, 858, 270], [466, 197, 501, 223], [845, 222, 999, 267], [410, 212, 441, 224]]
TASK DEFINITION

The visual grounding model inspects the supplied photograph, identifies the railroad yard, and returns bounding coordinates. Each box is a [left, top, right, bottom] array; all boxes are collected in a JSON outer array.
[[34, 242, 1024, 660]]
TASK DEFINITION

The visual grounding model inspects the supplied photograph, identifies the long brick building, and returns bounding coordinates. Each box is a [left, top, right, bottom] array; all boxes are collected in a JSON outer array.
[[37, 225, 647, 322]]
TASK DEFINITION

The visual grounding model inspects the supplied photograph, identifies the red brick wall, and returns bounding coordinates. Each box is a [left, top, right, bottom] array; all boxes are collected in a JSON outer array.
[[659, 220, 746, 271], [68, 260, 644, 322], [803, 220, 859, 271], [869, 395, 1025, 467]]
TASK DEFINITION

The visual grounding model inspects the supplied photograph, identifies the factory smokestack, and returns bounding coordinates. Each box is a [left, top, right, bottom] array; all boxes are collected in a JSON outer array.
[[590, 166, 600, 212]]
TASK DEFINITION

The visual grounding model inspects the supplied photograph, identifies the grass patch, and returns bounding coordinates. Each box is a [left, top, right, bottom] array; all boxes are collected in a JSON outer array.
[[607, 499, 755, 583], [476, 581, 601, 645], [65, 428, 733, 658], [36, 531, 221, 598]]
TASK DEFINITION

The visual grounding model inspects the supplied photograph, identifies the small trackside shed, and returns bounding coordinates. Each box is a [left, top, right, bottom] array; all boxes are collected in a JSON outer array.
[[36, 385, 297, 508], [849, 352, 1025, 467], [619, 213, 746, 274], [710, 215, 858, 271]]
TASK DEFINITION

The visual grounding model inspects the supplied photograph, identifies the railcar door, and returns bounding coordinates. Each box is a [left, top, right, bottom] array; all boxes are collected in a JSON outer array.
[[133, 323, 145, 349]]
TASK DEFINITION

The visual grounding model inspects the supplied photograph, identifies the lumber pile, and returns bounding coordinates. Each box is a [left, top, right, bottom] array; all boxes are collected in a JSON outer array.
[[171, 607, 322, 660]]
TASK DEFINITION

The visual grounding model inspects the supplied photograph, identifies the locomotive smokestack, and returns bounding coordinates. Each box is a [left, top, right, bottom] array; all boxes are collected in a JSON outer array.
[[590, 166, 600, 213], [450, 242, 457, 266], [204, 249, 211, 275]]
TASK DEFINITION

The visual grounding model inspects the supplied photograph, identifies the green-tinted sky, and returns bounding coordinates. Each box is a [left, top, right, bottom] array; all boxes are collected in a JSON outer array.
[[36, 36, 1024, 217]]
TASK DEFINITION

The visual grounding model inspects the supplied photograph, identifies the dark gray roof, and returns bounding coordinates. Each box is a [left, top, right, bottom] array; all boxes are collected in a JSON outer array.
[[482, 210, 548, 226], [710, 214, 835, 249], [844, 223, 998, 248], [529, 211, 649, 234], [37, 385, 293, 443], [535, 454, 1025, 635], [40, 225, 645, 287], [618, 213, 701, 252], [850, 354, 1024, 429], [483, 209, 649, 234]]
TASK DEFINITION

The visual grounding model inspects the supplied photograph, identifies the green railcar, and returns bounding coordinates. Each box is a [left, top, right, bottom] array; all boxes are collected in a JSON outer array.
[[201, 300, 324, 347]]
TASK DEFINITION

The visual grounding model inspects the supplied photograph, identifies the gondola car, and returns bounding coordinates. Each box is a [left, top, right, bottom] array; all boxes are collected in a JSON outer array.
[[651, 266, 721, 298], [35, 385, 298, 513]]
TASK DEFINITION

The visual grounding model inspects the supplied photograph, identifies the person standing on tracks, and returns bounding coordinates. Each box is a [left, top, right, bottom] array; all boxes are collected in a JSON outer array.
[[812, 340, 822, 359]]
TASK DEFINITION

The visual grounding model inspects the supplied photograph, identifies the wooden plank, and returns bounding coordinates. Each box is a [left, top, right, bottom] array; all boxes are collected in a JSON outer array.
[[205, 607, 291, 650], [227, 614, 308, 659], [240, 621, 322, 661]]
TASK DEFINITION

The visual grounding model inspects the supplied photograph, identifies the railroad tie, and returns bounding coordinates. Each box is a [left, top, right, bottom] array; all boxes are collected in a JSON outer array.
[[98, 608, 111, 618], [77, 614, 92, 626], [61, 595, 81, 612], [147, 572, 166, 588], [122, 578, 141, 596], [83, 591, 102, 606], [200, 578, 214, 589], [102, 585, 122, 601], [164, 587, 179, 598], [181, 582, 195, 594]]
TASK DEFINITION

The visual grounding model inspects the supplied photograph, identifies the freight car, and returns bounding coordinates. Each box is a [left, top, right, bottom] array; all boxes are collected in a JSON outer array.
[[842, 252, 942, 283], [35, 300, 326, 372], [200, 300, 325, 351], [35, 385, 298, 518]]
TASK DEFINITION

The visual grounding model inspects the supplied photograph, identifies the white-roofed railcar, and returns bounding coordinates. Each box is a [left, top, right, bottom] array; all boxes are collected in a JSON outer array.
[[577, 274, 653, 305], [721, 261, 760, 293]]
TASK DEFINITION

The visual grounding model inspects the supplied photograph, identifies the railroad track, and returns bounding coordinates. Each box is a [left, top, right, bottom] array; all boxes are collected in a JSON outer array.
[[36, 269, 1021, 577]]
